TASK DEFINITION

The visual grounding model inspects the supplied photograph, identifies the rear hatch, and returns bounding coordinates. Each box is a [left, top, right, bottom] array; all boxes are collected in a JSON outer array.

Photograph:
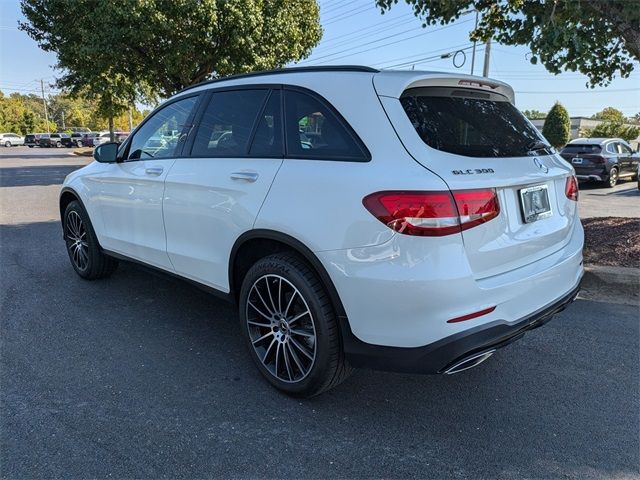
[[559, 143, 606, 173], [375, 72, 578, 279]]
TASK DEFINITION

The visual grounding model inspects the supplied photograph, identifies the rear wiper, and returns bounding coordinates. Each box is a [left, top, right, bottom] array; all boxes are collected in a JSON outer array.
[[526, 140, 552, 153]]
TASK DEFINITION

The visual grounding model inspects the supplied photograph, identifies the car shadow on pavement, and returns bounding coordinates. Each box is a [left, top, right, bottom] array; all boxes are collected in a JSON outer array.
[[0, 165, 87, 187], [1, 221, 637, 479]]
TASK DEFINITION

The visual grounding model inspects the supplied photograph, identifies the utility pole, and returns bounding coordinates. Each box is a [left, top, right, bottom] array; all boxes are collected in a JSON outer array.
[[482, 37, 492, 77], [61, 110, 65, 130], [470, 10, 479, 75], [40, 79, 50, 134]]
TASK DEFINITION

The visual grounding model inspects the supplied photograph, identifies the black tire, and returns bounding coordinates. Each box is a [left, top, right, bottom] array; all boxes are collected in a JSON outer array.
[[4, 141, 11, 147], [55, 141, 62, 148], [76, 140, 83, 148], [28, 145, 33, 148], [239, 253, 352, 397], [63, 200, 118, 279], [605, 167, 619, 188]]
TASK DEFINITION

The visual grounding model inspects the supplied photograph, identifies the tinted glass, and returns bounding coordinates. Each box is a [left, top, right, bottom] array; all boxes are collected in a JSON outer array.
[[400, 87, 546, 158], [192, 89, 268, 157], [605, 143, 617, 154], [618, 143, 632, 154], [284, 90, 366, 160], [128, 95, 198, 160], [249, 90, 283, 157], [561, 144, 602, 154]]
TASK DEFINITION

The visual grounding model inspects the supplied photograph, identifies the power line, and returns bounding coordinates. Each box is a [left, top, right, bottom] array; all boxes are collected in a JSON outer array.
[[313, 16, 427, 56], [324, 4, 374, 26], [314, 13, 414, 50], [518, 88, 640, 94], [375, 42, 473, 68], [303, 18, 474, 65]]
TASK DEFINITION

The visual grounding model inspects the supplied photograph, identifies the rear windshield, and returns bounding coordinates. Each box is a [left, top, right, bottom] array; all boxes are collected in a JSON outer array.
[[400, 87, 546, 158], [561, 144, 602, 154]]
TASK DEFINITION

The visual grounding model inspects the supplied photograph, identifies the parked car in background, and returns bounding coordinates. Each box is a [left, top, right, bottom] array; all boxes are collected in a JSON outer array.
[[560, 138, 638, 187], [93, 131, 129, 147], [24, 133, 44, 147], [39, 133, 66, 148], [81, 132, 100, 147], [61, 132, 84, 148], [60, 66, 583, 397], [0, 133, 25, 147]]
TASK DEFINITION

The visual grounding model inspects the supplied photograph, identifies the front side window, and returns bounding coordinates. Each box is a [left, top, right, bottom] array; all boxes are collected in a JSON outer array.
[[618, 143, 632, 154], [127, 95, 198, 160], [400, 87, 546, 158], [284, 89, 368, 160], [605, 143, 617, 154], [191, 89, 269, 157]]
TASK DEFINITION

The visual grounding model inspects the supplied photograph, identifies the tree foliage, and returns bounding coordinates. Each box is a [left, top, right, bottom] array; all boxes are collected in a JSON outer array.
[[375, 0, 639, 86], [20, 0, 322, 99], [0, 90, 147, 134], [582, 112, 640, 142], [542, 102, 571, 148], [522, 109, 547, 120]]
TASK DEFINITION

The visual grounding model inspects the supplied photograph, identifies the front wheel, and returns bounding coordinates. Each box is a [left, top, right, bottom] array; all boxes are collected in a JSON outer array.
[[55, 141, 62, 148], [63, 201, 118, 279], [239, 253, 352, 397], [606, 167, 619, 188], [4, 141, 10, 147]]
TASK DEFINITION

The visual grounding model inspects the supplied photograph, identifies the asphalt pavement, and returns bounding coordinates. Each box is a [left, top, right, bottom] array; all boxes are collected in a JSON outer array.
[[1, 146, 639, 479]]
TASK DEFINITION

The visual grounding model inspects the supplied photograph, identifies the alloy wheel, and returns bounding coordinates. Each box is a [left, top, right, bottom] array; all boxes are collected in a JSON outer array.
[[65, 210, 89, 271], [245, 274, 317, 383], [609, 169, 618, 187]]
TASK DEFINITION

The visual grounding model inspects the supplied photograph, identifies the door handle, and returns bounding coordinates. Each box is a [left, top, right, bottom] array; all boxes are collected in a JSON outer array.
[[145, 167, 164, 176], [230, 171, 259, 182]]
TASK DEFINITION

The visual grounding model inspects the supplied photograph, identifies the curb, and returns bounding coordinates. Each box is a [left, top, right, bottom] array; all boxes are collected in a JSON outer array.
[[580, 264, 639, 305]]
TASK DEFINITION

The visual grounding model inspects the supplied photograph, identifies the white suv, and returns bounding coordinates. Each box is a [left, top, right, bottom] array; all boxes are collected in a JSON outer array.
[[60, 66, 583, 397]]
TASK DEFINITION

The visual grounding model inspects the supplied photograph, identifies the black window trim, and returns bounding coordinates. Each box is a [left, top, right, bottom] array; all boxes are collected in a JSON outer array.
[[118, 91, 203, 162], [282, 85, 371, 162]]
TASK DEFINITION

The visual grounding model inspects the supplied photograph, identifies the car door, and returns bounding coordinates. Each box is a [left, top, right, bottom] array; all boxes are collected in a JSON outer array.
[[163, 87, 284, 291], [94, 94, 200, 270], [617, 142, 634, 173]]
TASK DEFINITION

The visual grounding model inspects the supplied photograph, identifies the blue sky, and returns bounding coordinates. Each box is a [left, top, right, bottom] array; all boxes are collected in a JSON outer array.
[[1, 0, 639, 117]]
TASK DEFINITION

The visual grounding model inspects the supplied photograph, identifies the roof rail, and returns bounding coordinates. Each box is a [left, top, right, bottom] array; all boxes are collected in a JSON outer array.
[[176, 65, 379, 95]]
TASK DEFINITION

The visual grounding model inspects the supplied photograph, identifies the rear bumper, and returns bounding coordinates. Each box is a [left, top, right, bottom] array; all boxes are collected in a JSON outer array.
[[342, 281, 580, 374]]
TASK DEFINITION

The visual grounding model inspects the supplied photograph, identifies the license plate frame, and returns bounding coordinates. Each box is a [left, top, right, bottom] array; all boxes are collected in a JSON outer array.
[[571, 157, 583, 164], [519, 184, 552, 224]]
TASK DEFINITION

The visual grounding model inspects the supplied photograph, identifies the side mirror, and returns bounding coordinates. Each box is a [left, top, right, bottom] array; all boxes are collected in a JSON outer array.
[[93, 142, 119, 163]]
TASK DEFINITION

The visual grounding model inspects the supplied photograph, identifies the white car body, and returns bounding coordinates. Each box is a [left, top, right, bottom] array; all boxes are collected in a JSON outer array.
[[61, 66, 583, 383], [1, 133, 25, 146], [92, 131, 112, 147]]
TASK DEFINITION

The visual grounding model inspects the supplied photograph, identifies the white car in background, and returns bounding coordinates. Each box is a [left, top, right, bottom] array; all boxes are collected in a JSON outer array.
[[0, 133, 25, 147], [59, 66, 583, 397]]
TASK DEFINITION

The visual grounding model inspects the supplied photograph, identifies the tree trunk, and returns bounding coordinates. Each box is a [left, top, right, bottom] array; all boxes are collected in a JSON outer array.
[[108, 115, 115, 142]]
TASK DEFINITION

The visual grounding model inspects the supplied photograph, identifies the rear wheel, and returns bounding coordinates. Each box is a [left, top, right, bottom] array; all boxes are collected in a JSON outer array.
[[63, 201, 118, 279], [55, 141, 62, 148], [4, 141, 10, 147], [606, 167, 619, 188], [239, 253, 352, 397]]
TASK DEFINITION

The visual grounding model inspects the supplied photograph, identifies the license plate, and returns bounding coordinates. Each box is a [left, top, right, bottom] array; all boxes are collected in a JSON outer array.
[[572, 157, 583, 164], [520, 184, 552, 223]]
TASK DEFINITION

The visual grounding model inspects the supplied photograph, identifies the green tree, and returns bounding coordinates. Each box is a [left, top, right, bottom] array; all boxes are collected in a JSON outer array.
[[591, 107, 625, 123], [20, 0, 322, 139], [542, 102, 571, 148], [522, 109, 546, 120], [375, 0, 638, 86], [582, 112, 640, 142]]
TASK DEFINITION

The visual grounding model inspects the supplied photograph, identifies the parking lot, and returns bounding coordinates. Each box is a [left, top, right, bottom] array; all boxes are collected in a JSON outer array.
[[1, 147, 638, 478]]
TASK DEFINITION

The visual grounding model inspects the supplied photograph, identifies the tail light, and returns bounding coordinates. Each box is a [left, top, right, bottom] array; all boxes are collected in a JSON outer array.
[[565, 175, 579, 201], [590, 156, 606, 164], [363, 189, 500, 237]]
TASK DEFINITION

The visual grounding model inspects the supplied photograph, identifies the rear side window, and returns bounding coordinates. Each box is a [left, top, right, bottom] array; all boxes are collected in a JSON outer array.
[[192, 89, 269, 157], [284, 89, 368, 161], [400, 87, 545, 158], [561, 144, 602, 154]]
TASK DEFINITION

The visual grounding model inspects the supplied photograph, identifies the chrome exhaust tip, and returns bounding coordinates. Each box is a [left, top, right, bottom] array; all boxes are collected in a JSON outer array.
[[444, 349, 496, 375]]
